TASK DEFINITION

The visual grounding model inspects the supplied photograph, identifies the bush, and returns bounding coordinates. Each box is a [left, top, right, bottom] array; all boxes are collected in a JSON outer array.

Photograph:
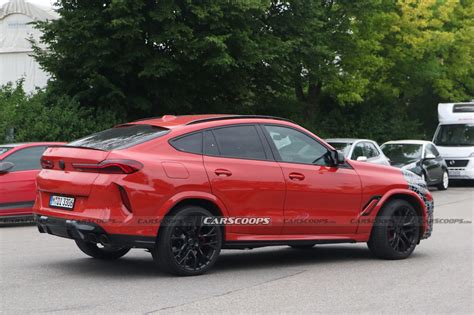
[[0, 82, 122, 144]]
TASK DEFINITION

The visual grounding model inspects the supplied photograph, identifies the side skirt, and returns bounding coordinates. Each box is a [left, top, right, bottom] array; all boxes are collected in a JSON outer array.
[[223, 239, 356, 250]]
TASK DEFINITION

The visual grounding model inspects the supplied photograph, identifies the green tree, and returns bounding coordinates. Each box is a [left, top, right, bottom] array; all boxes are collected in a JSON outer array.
[[31, 0, 472, 141], [0, 82, 120, 144]]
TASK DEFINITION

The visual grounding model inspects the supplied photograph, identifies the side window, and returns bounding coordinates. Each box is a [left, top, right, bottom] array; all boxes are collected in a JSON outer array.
[[203, 131, 219, 156], [351, 143, 365, 160], [170, 132, 202, 154], [425, 144, 439, 157], [212, 125, 267, 160], [3, 146, 47, 172], [365, 143, 380, 158], [263, 125, 330, 165]]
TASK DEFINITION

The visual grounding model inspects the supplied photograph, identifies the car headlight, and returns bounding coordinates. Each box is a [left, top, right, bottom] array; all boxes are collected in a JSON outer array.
[[402, 169, 427, 189], [469, 152, 474, 157], [401, 162, 418, 170]]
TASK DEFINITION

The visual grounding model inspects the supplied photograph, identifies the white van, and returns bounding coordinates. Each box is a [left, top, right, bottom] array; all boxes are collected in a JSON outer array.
[[433, 102, 474, 180]]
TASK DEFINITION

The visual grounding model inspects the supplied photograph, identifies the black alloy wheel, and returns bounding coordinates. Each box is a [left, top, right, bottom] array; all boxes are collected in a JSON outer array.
[[386, 206, 419, 253], [153, 206, 222, 276], [368, 199, 420, 260]]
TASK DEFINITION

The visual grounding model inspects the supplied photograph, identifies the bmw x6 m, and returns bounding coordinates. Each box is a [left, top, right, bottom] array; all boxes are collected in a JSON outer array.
[[34, 115, 433, 276]]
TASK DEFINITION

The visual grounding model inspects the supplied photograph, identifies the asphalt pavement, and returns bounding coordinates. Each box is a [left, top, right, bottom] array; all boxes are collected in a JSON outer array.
[[1, 184, 472, 314]]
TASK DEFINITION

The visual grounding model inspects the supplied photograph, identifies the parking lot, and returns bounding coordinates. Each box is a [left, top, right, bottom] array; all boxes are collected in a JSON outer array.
[[0, 184, 472, 314]]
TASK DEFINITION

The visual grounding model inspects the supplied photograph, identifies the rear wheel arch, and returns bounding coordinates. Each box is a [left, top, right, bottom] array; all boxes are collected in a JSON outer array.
[[157, 198, 225, 241]]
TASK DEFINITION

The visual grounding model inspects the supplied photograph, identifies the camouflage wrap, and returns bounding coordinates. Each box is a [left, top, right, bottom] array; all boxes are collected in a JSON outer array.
[[402, 170, 434, 239]]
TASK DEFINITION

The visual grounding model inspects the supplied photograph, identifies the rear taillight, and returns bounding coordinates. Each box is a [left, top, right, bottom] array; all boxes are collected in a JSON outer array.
[[41, 158, 54, 169], [72, 160, 143, 174]]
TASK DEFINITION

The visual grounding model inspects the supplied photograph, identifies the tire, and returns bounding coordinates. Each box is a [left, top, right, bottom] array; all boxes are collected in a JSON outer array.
[[152, 206, 222, 276], [436, 170, 449, 190], [74, 239, 130, 260], [367, 199, 420, 260], [289, 244, 316, 249]]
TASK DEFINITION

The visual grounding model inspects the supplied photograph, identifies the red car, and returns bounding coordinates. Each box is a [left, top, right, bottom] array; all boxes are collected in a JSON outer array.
[[0, 142, 64, 222], [34, 115, 433, 276]]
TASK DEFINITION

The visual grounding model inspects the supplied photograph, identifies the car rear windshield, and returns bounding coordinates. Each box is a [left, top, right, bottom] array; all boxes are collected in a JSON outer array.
[[381, 144, 422, 164], [0, 147, 13, 155], [68, 125, 169, 150]]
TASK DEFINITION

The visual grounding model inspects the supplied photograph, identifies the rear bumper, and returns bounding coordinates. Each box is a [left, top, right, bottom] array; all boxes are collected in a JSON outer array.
[[35, 215, 156, 249]]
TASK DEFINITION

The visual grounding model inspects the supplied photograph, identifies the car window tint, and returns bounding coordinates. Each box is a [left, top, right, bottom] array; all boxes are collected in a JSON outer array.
[[351, 143, 365, 159], [203, 131, 220, 156], [170, 132, 202, 154], [430, 145, 440, 157], [212, 126, 266, 160], [328, 142, 351, 157], [264, 125, 329, 165], [68, 125, 169, 150], [3, 146, 47, 171], [425, 144, 438, 157], [365, 143, 379, 158]]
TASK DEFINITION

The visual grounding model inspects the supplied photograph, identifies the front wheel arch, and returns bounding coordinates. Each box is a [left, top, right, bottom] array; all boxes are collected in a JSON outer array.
[[370, 193, 425, 241]]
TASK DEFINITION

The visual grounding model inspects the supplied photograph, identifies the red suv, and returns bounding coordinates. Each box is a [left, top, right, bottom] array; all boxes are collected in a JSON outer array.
[[34, 115, 433, 276], [0, 142, 64, 223]]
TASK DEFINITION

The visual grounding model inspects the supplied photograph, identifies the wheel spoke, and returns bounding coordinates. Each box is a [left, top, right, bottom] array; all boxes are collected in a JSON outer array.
[[170, 213, 220, 271]]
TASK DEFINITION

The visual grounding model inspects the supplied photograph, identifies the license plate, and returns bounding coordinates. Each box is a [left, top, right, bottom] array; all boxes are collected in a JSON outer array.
[[449, 170, 461, 176], [49, 195, 75, 210]]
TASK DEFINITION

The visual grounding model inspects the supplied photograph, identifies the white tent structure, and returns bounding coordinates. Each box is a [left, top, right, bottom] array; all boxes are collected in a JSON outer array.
[[0, 0, 58, 92]]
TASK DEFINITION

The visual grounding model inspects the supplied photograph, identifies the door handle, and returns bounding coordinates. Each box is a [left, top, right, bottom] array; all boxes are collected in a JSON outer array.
[[215, 169, 232, 177], [289, 172, 305, 181]]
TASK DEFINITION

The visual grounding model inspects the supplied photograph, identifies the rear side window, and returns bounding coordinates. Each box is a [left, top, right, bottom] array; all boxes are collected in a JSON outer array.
[[170, 132, 203, 154], [68, 125, 169, 150], [212, 125, 267, 160], [3, 146, 47, 171]]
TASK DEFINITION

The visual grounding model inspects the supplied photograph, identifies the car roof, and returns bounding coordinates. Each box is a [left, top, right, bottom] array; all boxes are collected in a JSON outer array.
[[326, 138, 376, 143], [127, 115, 294, 128], [382, 140, 432, 145]]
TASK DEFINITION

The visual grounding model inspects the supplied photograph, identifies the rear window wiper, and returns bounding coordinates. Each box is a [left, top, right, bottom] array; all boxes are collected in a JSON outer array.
[[47, 145, 106, 151]]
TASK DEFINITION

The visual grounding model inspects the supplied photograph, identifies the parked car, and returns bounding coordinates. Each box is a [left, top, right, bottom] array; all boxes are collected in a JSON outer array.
[[381, 140, 449, 190], [433, 102, 474, 180], [326, 138, 390, 166], [0, 142, 64, 222], [34, 115, 433, 276]]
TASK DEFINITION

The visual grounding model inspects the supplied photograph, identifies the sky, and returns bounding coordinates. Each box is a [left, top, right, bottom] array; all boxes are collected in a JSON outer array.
[[0, 0, 56, 8]]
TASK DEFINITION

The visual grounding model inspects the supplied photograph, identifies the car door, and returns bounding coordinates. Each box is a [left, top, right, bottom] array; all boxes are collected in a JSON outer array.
[[262, 125, 362, 236], [0, 146, 47, 214], [423, 144, 443, 183], [202, 125, 286, 235]]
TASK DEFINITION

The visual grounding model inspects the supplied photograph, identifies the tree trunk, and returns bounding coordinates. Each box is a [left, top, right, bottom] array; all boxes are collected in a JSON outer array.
[[304, 81, 322, 122]]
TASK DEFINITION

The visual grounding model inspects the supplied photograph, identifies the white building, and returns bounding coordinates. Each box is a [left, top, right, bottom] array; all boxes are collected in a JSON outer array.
[[0, 0, 58, 92]]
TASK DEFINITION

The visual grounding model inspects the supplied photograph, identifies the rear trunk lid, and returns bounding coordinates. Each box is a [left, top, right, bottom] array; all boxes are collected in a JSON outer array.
[[37, 146, 111, 196]]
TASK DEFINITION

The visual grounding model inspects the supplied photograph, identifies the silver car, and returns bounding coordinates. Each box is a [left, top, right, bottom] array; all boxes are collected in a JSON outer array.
[[326, 138, 390, 166]]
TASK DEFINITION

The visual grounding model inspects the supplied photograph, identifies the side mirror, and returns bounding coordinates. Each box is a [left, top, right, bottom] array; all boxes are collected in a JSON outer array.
[[330, 150, 345, 166], [356, 156, 368, 162], [425, 153, 436, 159], [0, 162, 14, 173]]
